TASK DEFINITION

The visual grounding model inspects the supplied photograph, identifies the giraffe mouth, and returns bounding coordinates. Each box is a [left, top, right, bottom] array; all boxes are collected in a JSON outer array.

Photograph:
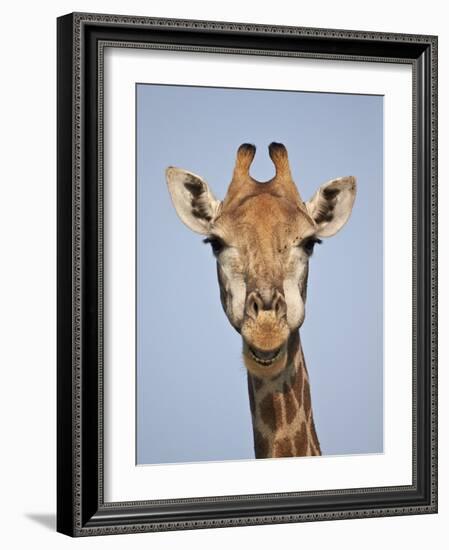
[[242, 339, 288, 377], [248, 345, 283, 366]]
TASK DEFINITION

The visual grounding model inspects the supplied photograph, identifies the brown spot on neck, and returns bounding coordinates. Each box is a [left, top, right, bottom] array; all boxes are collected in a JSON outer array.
[[283, 382, 298, 424], [290, 361, 304, 409], [294, 422, 308, 456], [273, 437, 294, 458], [253, 429, 269, 458], [259, 393, 283, 432], [303, 377, 312, 420], [247, 375, 256, 416], [309, 417, 321, 455]]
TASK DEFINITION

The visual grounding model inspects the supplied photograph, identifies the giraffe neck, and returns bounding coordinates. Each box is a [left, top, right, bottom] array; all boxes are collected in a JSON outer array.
[[247, 330, 321, 458]]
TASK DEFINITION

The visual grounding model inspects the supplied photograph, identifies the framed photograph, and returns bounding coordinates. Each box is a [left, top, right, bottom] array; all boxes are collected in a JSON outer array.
[[57, 12, 438, 536]]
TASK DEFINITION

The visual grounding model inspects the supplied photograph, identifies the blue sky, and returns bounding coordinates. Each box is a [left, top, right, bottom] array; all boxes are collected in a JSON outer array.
[[136, 84, 383, 464]]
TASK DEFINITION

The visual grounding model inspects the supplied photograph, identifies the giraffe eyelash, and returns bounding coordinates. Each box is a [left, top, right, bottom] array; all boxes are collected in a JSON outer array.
[[203, 236, 226, 255], [301, 237, 322, 255]]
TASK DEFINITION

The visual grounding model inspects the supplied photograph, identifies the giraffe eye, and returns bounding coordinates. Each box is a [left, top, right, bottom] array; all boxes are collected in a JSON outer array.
[[203, 236, 225, 255], [302, 237, 322, 255]]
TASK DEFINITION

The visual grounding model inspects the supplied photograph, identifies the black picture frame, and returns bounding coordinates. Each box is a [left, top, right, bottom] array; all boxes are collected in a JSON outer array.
[[57, 12, 438, 537]]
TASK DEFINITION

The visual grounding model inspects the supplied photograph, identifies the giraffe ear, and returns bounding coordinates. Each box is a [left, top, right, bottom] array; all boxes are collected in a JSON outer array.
[[306, 176, 357, 238], [166, 167, 221, 235]]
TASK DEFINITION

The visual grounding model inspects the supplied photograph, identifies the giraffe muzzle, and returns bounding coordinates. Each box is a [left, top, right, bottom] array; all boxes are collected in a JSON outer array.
[[241, 302, 290, 377]]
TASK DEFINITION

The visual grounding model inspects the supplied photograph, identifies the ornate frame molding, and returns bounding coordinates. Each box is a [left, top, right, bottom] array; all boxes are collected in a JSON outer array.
[[57, 12, 437, 537]]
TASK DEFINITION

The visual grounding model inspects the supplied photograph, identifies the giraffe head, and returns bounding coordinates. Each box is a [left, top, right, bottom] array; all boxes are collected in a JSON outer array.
[[166, 143, 356, 379]]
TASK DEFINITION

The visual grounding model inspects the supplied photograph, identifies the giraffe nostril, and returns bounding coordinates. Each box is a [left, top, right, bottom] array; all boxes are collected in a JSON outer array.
[[273, 291, 287, 320], [246, 292, 264, 320], [252, 300, 259, 316]]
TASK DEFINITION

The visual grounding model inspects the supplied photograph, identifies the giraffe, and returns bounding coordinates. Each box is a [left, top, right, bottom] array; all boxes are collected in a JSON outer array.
[[166, 143, 356, 458]]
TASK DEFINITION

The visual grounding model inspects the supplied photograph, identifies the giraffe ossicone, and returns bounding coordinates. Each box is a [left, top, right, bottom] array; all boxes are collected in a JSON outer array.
[[166, 143, 356, 458]]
